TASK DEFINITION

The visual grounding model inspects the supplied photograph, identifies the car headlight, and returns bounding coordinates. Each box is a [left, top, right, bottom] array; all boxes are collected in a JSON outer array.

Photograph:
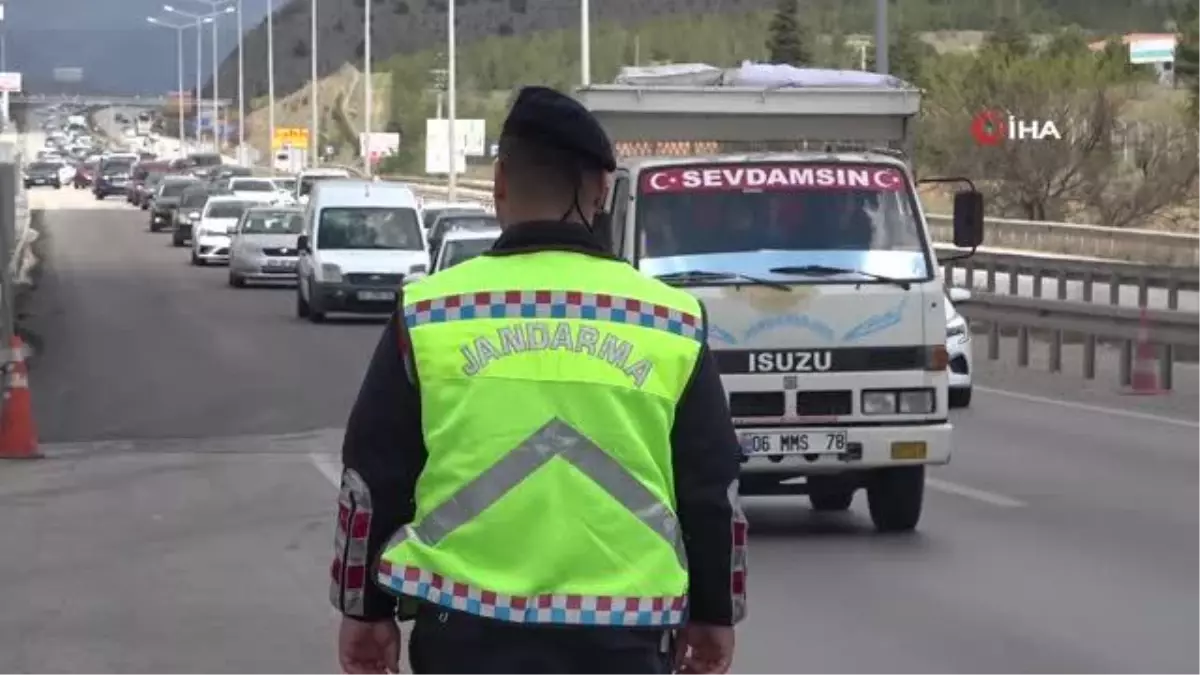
[[861, 391, 896, 415], [946, 317, 968, 339], [321, 263, 343, 283]]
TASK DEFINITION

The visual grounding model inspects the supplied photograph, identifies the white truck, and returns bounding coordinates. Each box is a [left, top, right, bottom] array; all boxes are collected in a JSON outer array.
[[576, 71, 984, 532]]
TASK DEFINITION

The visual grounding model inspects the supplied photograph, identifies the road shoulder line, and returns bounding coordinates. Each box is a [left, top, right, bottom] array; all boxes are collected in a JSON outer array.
[[975, 386, 1199, 428]]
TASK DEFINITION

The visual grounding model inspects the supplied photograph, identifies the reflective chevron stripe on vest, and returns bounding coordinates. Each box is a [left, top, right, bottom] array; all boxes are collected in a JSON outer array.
[[378, 251, 704, 627], [378, 419, 688, 623]]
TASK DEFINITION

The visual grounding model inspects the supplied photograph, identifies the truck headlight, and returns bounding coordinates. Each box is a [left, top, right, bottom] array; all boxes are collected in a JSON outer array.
[[898, 389, 935, 414], [861, 391, 896, 415], [320, 263, 343, 283]]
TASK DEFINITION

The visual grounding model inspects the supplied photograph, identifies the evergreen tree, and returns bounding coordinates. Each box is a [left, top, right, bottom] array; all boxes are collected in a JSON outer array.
[[1174, 0, 1199, 116], [766, 0, 813, 66], [984, 15, 1033, 58], [865, 23, 932, 84]]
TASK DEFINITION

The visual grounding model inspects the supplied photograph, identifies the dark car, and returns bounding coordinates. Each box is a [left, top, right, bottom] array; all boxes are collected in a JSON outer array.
[[427, 211, 500, 258], [72, 159, 98, 189], [24, 161, 63, 189], [93, 161, 135, 200], [173, 185, 228, 246], [186, 152, 223, 169], [150, 177, 200, 233], [128, 161, 170, 205]]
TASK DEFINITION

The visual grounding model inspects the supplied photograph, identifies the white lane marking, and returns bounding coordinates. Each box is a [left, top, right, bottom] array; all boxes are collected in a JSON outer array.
[[975, 386, 1199, 429], [926, 477, 1026, 508], [309, 452, 342, 486]]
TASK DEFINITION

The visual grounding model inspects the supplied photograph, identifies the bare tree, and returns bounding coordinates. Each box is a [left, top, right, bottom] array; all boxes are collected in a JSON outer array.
[[1080, 121, 1199, 228]]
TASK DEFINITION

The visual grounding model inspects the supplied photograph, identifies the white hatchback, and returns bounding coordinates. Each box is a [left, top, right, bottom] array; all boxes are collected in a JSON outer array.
[[946, 287, 973, 408], [191, 196, 272, 266]]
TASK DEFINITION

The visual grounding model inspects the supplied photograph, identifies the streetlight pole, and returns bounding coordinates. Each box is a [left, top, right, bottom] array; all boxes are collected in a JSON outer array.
[[310, 0, 319, 166], [874, 0, 889, 74], [165, 4, 234, 150], [447, 0, 456, 202], [580, 0, 590, 86], [362, 0, 371, 176], [147, 16, 197, 154], [237, 0, 244, 162], [267, 0, 275, 173]]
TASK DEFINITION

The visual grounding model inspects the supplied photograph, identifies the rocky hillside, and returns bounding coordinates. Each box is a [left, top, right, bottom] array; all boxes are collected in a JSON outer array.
[[214, 0, 776, 103]]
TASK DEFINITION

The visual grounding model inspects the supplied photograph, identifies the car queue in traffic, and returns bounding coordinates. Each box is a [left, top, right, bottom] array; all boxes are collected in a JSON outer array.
[[110, 152, 503, 323]]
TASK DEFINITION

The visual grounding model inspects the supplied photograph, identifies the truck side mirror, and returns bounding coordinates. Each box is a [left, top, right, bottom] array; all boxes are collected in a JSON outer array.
[[952, 191, 985, 248], [297, 234, 310, 252]]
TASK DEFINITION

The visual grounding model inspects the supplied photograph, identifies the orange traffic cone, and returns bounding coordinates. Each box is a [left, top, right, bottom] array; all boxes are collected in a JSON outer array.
[[1126, 308, 1163, 396], [0, 336, 39, 459]]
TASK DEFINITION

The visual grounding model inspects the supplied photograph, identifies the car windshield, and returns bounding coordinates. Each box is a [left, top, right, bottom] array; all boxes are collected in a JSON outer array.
[[274, 179, 296, 191], [29, 162, 58, 171], [146, 172, 166, 185], [317, 207, 422, 251], [230, 179, 275, 192], [635, 162, 931, 281], [104, 162, 134, 174], [424, 206, 483, 229], [242, 212, 303, 235], [205, 201, 255, 219], [160, 181, 195, 197], [441, 237, 497, 269], [436, 215, 499, 237], [180, 191, 210, 208], [190, 154, 222, 167], [299, 174, 345, 196]]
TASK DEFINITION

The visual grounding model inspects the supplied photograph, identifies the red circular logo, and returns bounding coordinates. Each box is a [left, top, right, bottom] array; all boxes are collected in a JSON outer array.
[[971, 110, 1007, 146]]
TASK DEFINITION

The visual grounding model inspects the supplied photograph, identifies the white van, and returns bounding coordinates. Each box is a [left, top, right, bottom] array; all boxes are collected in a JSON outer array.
[[294, 167, 352, 206], [295, 180, 429, 322]]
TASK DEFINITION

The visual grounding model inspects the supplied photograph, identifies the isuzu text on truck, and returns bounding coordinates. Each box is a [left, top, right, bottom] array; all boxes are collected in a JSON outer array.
[[576, 67, 984, 532]]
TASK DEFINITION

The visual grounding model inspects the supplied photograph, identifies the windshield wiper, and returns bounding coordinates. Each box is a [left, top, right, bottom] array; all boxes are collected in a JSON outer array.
[[654, 270, 791, 292], [769, 265, 912, 290]]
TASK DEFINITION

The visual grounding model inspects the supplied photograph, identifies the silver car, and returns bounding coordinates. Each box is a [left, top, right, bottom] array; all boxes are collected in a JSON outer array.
[[227, 206, 305, 287]]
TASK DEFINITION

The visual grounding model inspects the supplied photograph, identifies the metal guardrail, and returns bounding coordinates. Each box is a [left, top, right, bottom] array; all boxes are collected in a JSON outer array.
[[384, 174, 1199, 267], [14, 94, 232, 107], [938, 247, 1199, 310], [959, 293, 1199, 390]]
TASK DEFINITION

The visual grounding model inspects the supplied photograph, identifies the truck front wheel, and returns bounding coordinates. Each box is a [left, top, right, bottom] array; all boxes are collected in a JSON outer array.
[[866, 466, 924, 533], [807, 475, 856, 512]]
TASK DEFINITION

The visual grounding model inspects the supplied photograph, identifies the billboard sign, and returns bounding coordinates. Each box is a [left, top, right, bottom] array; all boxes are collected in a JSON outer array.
[[53, 67, 84, 83], [0, 72, 22, 93], [1129, 37, 1176, 64], [272, 127, 310, 150]]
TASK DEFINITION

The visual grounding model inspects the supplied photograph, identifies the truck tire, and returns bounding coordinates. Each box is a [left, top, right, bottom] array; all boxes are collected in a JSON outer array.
[[809, 491, 854, 512], [807, 475, 855, 512], [949, 387, 972, 408], [305, 282, 326, 323], [866, 466, 924, 533]]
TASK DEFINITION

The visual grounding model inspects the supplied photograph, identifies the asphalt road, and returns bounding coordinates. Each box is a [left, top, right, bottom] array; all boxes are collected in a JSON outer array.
[[0, 190, 1196, 673]]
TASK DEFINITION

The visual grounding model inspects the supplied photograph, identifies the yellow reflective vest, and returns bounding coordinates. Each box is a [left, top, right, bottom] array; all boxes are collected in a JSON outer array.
[[377, 249, 705, 627]]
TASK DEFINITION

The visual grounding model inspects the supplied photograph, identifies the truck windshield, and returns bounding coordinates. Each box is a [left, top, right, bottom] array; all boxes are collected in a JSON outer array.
[[634, 162, 932, 281]]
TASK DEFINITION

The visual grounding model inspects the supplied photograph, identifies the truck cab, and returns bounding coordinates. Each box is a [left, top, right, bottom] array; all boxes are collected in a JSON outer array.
[[577, 71, 984, 532]]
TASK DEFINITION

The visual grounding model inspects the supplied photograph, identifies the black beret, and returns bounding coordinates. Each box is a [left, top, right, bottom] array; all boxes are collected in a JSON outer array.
[[501, 86, 616, 172]]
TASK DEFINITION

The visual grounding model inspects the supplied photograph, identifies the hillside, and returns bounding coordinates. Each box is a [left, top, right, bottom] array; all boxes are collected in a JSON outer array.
[[215, 0, 1181, 105]]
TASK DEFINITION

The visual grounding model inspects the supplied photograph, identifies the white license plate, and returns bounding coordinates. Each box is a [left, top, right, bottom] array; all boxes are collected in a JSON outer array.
[[265, 259, 295, 269], [357, 290, 395, 301], [739, 430, 848, 455]]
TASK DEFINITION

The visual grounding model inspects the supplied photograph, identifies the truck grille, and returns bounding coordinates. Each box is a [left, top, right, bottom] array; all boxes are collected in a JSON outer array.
[[729, 392, 784, 418], [795, 390, 852, 416], [344, 273, 404, 286], [261, 247, 297, 256]]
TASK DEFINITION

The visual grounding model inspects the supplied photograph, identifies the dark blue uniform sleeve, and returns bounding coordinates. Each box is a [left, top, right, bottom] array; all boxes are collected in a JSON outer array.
[[670, 341, 748, 626], [330, 307, 427, 621]]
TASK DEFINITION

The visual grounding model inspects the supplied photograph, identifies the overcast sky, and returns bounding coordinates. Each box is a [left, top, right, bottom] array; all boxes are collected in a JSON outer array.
[[2, 0, 268, 93]]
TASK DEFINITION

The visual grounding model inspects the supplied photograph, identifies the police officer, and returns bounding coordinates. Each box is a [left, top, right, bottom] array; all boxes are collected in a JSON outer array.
[[330, 86, 747, 674]]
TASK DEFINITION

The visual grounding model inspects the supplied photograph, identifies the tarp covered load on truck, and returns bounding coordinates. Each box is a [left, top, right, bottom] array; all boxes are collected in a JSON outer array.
[[583, 63, 922, 159]]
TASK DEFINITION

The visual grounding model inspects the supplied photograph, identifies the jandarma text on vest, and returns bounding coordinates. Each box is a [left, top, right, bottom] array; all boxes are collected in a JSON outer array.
[[461, 320, 654, 387]]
